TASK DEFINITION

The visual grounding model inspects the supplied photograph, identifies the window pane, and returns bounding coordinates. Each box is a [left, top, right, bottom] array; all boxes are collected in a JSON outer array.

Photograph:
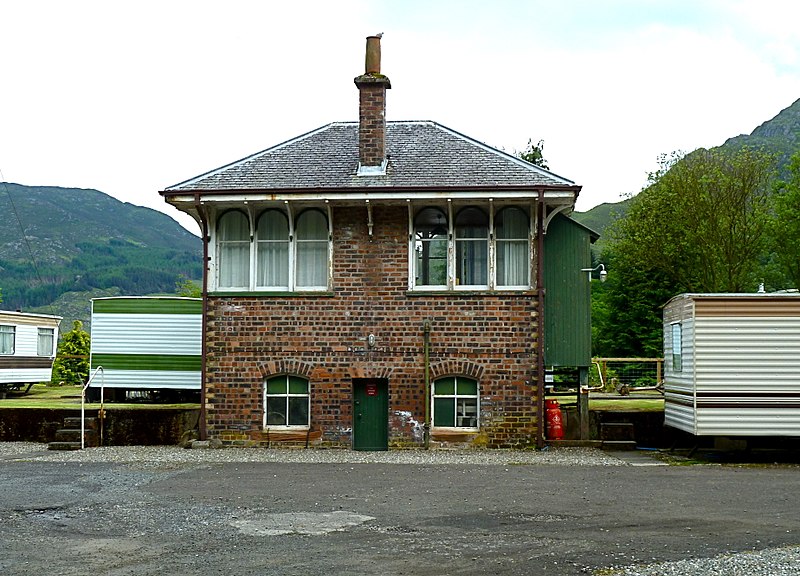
[[258, 210, 289, 241], [456, 398, 478, 427], [257, 240, 289, 287], [456, 378, 478, 395], [288, 376, 308, 394], [266, 397, 287, 425], [455, 207, 488, 239], [414, 237, 447, 286], [455, 208, 488, 286], [433, 397, 455, 426], [456, 238, 488, 285], [37, 328, 54, 356], [435, 377, 455, 395], [0, 325, 14, 355], [218, 211, 249, 240], [296, 210, 328, 288], [414, 208, 448, 287], [266, 377, 287, 395], [288, 397, 309, 426], [296, 210, 328, 240], [296, 240, 328, 288], [256, 211, 289, 288], [497, 240, 529, 286], [218, 211, 250, 288], [672, 324, 682, 372], [495, 207, 528, 240]]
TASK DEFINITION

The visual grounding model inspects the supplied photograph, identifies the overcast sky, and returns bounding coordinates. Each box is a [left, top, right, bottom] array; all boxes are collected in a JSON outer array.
[[2, 0, 799, 234]]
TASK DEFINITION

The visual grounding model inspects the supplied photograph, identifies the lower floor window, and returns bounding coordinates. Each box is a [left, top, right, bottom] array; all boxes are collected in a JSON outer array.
[[433, 376, 479, 428], [264, 375, 310, 427]]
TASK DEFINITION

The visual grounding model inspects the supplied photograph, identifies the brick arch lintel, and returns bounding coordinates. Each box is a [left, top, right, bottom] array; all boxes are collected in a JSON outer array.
[[429, 359, 485, 381], [257, 359, 315, 379], [348, 364, 394, 380]]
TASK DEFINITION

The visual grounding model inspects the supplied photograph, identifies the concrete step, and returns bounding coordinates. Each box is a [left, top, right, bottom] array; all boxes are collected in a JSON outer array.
[[54, 429, 98, 445], [63, 417, 99, 430], [47, 441, 83, 451], [600, 421, 636, 441], [601, 440, 638, 451]]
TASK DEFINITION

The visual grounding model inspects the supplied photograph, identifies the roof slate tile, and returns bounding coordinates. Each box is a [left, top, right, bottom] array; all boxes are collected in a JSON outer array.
[[165, 122, 577, 193]]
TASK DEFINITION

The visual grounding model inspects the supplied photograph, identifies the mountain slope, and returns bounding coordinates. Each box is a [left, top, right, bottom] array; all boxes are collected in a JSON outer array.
[[0, 183, 201, 318], [574, 97, 800, 243]]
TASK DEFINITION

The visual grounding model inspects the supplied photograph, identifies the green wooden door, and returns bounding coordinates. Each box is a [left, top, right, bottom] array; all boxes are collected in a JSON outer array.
[[352, 379, 389, 451]]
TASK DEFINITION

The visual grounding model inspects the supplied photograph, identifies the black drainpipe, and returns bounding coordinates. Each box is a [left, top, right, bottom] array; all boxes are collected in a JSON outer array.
[[536, 190, 545, 450], [194, 194, 209, 441]]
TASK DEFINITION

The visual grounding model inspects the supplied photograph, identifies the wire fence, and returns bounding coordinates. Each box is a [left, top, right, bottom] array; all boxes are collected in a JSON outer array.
[[591, 357, 663, 395]]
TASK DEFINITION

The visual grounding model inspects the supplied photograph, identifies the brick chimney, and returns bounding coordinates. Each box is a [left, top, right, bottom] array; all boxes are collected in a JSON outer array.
[[354, 34, 391, 174]]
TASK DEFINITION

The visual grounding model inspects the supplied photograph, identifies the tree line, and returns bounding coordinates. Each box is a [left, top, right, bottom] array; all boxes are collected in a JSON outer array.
[[592, 147, 800, 357]]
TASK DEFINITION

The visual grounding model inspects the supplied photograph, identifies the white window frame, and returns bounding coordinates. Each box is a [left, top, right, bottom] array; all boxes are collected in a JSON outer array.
[[431, 376, 480, 430], [213, 205, 331, 292], [255, 209, 291, 290], [671, 322, 682, 372], [0, 325, 15, 355], [216, 210, 251, 290], [409, 203, 532, 291], [263, 374, 311, 429], [454, 206, 490, 290], [37, 327, 55, 357]]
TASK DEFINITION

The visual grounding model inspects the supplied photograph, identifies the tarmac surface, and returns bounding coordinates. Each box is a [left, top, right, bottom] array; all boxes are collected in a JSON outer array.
[[1, 444, 799, 575]]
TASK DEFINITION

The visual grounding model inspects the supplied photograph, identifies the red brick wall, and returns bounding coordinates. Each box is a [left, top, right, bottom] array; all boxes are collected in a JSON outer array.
[[357, 80, 388, 167], [205, 205, 540, 448]]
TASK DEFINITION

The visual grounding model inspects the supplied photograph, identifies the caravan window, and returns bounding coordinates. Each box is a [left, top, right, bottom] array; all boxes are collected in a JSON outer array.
[[671, 323, 682, 372], [0, 325, 14, 355], [38, 328, 55, 356]]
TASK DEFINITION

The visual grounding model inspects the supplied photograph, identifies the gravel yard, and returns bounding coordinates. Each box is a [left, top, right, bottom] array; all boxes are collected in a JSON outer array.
[[1, 442, 798, 576]]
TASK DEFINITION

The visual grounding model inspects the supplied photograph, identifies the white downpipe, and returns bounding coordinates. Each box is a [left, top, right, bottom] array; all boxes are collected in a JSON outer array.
[[81, 366, 105, 449]]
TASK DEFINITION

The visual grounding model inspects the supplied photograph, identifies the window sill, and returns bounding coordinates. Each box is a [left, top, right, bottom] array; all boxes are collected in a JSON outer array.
[[210, 291, 334, 298], [264, 426, 311, 433], [406, 289, 536, 297]]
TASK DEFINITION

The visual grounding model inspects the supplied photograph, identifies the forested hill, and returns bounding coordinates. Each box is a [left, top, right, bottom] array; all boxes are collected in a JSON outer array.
[[0, 183, 201, 323], [574, 97, 800, 241]]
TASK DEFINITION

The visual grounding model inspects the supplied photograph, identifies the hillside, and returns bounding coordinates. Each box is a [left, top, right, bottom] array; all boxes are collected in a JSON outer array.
[[0, 183, 201, 326], [574, 97, 800, 244]]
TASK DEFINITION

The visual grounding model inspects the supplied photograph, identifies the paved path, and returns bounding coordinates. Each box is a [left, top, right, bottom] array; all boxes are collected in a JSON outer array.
[[0, 445, 798, 575]]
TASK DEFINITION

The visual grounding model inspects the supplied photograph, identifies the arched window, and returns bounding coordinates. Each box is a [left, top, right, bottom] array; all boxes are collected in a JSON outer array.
[[264, 375, 310, 428], [295, 209, 329, 289], [455, 207, 489, 287], [217, 210, 250, 289], [256, 210, 290, 289], [432, 376, 479, 428], [414, 207, 448, 287], [495, 207, 530, 287]]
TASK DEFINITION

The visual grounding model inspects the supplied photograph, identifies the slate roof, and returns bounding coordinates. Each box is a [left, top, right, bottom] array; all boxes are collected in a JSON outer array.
[[164, 121, 578, 193]]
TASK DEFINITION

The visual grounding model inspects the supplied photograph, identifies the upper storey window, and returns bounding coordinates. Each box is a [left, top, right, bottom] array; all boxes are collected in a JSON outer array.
[[414, 207, 448, 288], [216, 207, 330, 292], [411, 204, 531, 291], [217, 210, 250, 289], [495, 207, 530, 288]]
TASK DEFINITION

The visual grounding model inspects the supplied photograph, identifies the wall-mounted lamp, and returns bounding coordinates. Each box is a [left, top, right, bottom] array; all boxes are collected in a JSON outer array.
[[581, 263, 607, 283]]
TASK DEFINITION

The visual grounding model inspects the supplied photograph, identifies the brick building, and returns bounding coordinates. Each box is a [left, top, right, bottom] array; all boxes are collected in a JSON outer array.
[[161, 36, 590, 449]]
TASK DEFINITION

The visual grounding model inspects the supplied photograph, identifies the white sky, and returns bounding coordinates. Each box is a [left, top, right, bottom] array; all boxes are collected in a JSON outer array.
[[2, 0, 799, 235]]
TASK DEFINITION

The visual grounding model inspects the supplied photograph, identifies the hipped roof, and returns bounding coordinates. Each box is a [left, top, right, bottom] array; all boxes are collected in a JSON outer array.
[[162, 121, 580, 197]]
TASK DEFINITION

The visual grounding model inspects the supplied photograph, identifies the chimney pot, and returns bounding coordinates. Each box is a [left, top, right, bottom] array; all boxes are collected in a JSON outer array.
[[365, 35, 381, 74]]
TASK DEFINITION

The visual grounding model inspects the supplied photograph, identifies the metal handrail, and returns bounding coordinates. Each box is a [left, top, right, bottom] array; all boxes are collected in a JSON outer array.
[[81, 366, 104, 449]]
